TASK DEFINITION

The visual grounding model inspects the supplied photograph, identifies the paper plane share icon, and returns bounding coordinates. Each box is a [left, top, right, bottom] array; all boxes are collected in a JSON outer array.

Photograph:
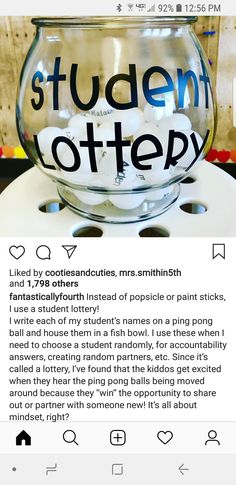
[[62, 245, 77, 259]]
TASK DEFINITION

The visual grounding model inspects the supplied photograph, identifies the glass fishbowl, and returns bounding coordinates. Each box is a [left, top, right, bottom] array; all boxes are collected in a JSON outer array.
[[16, 16, 216, 223]]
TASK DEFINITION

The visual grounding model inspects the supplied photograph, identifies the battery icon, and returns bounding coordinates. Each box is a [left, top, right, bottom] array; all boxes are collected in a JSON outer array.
[[176, 4, 182, 12]]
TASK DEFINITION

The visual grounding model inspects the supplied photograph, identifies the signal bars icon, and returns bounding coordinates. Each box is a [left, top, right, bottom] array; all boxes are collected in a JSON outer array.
[[147, 4, 155, 11]]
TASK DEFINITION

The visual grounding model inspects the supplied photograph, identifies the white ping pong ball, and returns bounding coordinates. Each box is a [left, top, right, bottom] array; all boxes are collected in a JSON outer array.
[[37, 126, 62, 155], [109, 193, 145, 210], [68, 113, 97, 130], [109, 108, 144, 137], [157, 113, 192, 131], [76, 191, 107, 205]]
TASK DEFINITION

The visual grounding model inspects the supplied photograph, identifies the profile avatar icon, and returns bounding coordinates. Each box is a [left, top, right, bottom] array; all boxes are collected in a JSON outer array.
[[205, 430, 220, 446]]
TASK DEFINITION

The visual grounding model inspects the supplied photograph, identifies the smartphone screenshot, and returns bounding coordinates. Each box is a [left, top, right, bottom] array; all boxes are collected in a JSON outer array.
[[0, 1, 235, 483]]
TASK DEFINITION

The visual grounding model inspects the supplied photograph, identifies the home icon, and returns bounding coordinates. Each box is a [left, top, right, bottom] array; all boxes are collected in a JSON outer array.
[[16, 430, 31, 446]]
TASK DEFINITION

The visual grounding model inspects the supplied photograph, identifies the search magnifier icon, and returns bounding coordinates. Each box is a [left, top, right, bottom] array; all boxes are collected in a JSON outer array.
[[63, 430, 78, 446]]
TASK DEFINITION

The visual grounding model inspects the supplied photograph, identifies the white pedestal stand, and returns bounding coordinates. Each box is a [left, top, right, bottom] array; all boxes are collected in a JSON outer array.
[[0, 162, 236, 237]]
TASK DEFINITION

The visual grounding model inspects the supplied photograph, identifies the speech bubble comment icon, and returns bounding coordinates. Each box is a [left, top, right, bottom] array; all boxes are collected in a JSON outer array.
[[36, 245, 51, 260]]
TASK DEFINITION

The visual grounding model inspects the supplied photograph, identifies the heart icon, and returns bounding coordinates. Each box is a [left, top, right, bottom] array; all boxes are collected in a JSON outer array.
[[9, 245, 25, 260], [157, 430, 173, 445]]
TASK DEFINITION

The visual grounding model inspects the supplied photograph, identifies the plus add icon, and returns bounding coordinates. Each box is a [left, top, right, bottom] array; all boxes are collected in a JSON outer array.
[[110, 430, 126, 446]]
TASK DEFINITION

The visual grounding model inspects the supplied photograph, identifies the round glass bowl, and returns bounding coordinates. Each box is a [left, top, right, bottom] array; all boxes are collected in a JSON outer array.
[[16, 16, 215, 223]]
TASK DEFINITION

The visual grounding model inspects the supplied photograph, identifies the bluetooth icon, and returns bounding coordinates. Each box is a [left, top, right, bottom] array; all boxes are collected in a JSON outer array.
[[116, 3, 122, 11]]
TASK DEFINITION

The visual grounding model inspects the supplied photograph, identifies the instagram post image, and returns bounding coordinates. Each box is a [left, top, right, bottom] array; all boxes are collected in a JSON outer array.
[[0, 15, 236, 236]]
